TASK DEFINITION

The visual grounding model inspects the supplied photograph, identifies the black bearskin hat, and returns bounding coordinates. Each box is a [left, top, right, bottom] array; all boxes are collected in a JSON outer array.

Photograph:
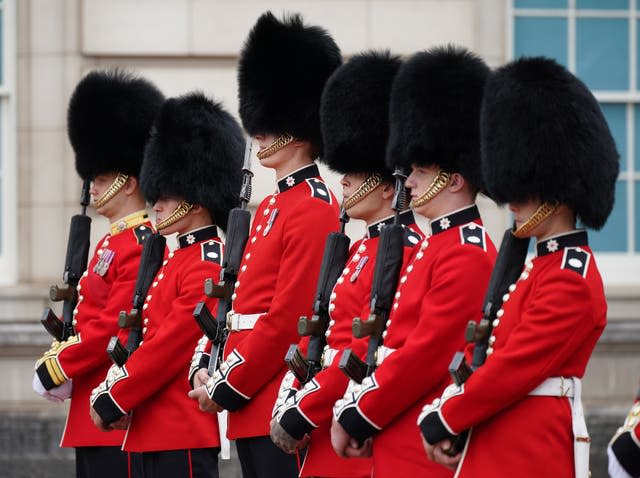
[[481, 57, 619, 230], [386, 45, 490, 190], [238, 11, 342, 153], [68, 70, 164, 181], [320, 51, 401, 181], [140, 92, 244, 231]]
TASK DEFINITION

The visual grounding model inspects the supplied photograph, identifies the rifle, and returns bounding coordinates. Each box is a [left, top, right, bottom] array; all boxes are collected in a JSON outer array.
[[106, 232, 167, 366], [41, 180, 92, 341], [193, 138, 253, 376], [339, 168, 409, 384], [285, 208, 350, 384], [445, 226, 530, 453]]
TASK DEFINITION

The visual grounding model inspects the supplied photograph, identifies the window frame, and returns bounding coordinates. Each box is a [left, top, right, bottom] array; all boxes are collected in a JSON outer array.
[[0, 0, 17, 285], [508, 0, 640, 286]]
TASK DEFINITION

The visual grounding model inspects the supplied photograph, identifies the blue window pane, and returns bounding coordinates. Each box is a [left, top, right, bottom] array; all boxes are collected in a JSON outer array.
[[588, 181, 627, 252], [514, 17, 567, 67], [515, 0, 567, 7], [601, 103, 626, 172], [576, 19, 628, 91], [577, 0, 628, 9]]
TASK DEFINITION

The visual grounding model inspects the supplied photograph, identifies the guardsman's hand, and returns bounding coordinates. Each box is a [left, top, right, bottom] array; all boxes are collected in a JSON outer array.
[[193, 368, 211, 389], [422, 436, 461, 470], [90, 406, 112, 432], [330, 418, 372, 458], [269, 418, 309, 454], [109, 415, 131, 430], [187, 385, 223, 413]]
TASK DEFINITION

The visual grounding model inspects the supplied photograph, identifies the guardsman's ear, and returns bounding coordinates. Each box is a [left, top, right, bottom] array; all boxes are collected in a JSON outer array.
[[381, 182, 395, 200], [123, 176, 139, 196], [448, 173, 465, 193]]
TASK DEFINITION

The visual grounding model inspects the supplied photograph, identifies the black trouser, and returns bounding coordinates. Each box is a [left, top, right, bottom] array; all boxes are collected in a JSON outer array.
[[76, 446, 142, 478], [140, 448, 220, 478], [236, 436, 301, 478]]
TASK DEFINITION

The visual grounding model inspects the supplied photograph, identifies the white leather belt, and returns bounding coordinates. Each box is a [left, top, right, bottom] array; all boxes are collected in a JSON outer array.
[[226, 311, 263, 331], [529, 377, 589, 478], [375, 345, 396, 366], [322, 347, 339, 368]]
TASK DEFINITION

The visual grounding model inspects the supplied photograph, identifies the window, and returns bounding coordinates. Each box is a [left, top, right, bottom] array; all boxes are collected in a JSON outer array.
[[510, 0, 640, 283], [0, 0, 16, 285]]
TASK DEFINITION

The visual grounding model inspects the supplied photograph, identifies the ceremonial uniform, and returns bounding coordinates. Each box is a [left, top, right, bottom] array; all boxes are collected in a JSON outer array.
[[91, 225, 224, 455], [209, 164, 339, 433], [423, 232, 604, 478], [36, 213, 153, 449], [335, 207, 495, 477], [33, 70, 164, 478], [91, 92, 244, 478], [609, 396, 640, 478], [203, 12, 342, 478], [419, 57, 619, 478], [278, 212, 422, 477]]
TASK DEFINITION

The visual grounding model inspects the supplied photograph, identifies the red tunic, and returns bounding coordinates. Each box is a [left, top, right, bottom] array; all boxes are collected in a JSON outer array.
[[208, 164, 340, 439], [278, 211, 423, 478], [334, 205, 496, 478], [437, 230, 606, 478], [46, 215, 153, 448], [91, 225, 223, 452]]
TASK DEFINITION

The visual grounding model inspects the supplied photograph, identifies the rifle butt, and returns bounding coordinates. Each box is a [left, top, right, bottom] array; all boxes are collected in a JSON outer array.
[[107, 336, 129, 367], [285, 344, 310, 383], [40, 308, 64, 341]]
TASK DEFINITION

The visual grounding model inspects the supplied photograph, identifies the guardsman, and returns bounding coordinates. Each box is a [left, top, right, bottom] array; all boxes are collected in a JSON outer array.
[[32, 70, 163, 478], [330, 46, 497, 477], [269, 51, 424, 477], [609, 384, 640, 478], [187, 11, 341, 478], [419, 57, 618, 478], [89, 93, 243, 478]]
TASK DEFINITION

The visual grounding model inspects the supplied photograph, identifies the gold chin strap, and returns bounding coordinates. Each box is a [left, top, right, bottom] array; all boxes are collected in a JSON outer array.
[[513, 201, 558, 238], [156, 201, 194, 230], [256, 133, 295, 160], [343, 173, 384, 210], [94, 173, 129, 209], [410, 170, 451, 208]]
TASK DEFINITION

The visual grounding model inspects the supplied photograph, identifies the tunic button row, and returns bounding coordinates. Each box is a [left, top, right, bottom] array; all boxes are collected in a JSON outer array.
[[231, 293, 237, 301], [486, 347, 494, 355], [143, 318, 149, 325], [158, 273, 164, 280], [400, 275, 407, 284], [72, 319, 78, 326], [263, 208, 270, 216], [492, 318, 500, 327], [416, 251, 424, 260], [502, 293, 510, 302], [269, 197, 276, 206], [241, 265, 247, 272], [76, 284, 81, 291], [97, 249, 103, 256], [342, 268, 350, 276], [329, 320, 336, 326], [251, 237, 257, 244], [382, 331, 388, 339], [163, 260, 168, 266], [142, 304, 148, 310], [395, 291, 401, 299], [325, 330, 331, 337], [256, 225, 262, 232], [168, 252, 174, 259], [146, 294, 152, 301], [352, 254, 360, 262], [235, 281, 240, 288], [152, 281, 158, 288], [406, 265, 413, 273], [496, 309, 504, 318], [330, 292, 337, 300], [245, 253, 251, 260], [508, 284, 516, 293], [489, 335, 496, 345], [142, 327, 148, 334], [329, 303, 336, 312], [385, 320, 392, 327], [358, 244, 366, 253], [336, 277, 344, 285]]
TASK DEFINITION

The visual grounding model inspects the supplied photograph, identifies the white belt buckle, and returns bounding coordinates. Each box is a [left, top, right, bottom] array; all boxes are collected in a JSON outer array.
[[226, 310, 236, 330]]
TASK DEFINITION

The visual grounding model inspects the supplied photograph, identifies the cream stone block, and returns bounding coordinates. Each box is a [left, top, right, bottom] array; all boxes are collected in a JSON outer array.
[[17, 131, 31, 206], [583, 352, 640, 404], [17, 206, 32, 282], [64, 0, 81, 54], [190, 0, 368, 56], [82, 0, 189, 55], [29, 205, 66, 282], [475, 0, 508, 65], [30, 0, 65, 54], [30, 131, 66, 205], [17, 57, 30, 130], [370, 0, 475, 54], [30, 56, 66, 129], [62, 143, 80, 204], [17, 0, 30, 54], [62, 55, 83, 113]]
